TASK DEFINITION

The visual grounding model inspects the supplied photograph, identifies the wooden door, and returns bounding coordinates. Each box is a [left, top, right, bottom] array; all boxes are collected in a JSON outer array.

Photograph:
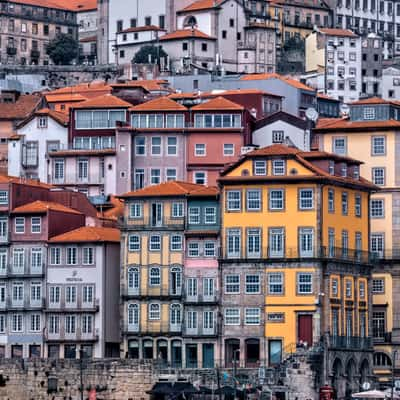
[[298, 315, 313, 345]]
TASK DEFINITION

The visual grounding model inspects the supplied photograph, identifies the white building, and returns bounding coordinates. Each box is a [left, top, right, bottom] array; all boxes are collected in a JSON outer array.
[[305, 28, 362, 103], [382, 66, 400, 100], [8, 109, 69, 182]]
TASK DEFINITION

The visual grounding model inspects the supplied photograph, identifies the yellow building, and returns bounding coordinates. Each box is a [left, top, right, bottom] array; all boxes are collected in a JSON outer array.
[[218, 144, 376, 396], [314, 97, 400, 385]]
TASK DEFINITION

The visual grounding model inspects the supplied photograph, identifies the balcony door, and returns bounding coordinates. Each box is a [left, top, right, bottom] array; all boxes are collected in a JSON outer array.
[[298, 314, 313, 346], [151, 203, 163, 227]]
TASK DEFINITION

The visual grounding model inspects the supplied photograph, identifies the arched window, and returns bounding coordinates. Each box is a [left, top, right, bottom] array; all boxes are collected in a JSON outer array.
[[128, 267, 139, 289], [128, 303, 139, 325], [170, 303, 182, 324], [373, 352, 392, 367], [149, 303, 160, 320], [183, 15, 198, 27], [149, 267, 161, 286]]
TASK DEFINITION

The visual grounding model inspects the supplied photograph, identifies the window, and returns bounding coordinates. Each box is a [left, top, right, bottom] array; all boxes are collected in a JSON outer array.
[[203, 311, 214, 330], [48, 315, 59, 334], [247, 189, 261, 211], [11, 314, 23, 332], [373, 279, 384, 293], [15, 217, 25, 234], [134, 169, 144, 190], [0, 191, 8, 205], [149, 303, 160, 320], [187, 311, 198, 329], [345, 280, 352, 298], [145, 16, 152, 26], [245, 308, 260, 325], [201, 43, 208, 52], [195, 144, 206, 156], [372, 168, 385, 185], [13, 249, 24, 270], [167, 137, 177, 155], [66, 286, 77, 304], [65, 315, 76, 334], [341, 192, 348, 215], [30, 314, 41, 332], [66, 247, 77, 265], [170, 235, 183, 251], [12, 282, 23, 302], [150, 169, 161, 185], [54, 159, 64, 180], [247, 228, 261, 257], [267, 313, 284, 322], [83, 285, 94, 304], [359, 281, 365, 299], [135, 137, 146, 155], [129, 235, 140, 251], [0, 315, 5, 333], [31, 248, 42, 269], [364, 107, 376, 120], [188, 207, 200, 224], [129, 203, 142, 218], [194, 171, 206, 185], [223, 144, 234, 156], [272, 160, 285, 175], [82, 315, 93, 334], [83, 247, 94, 265], [331, 278, 338, 296], [297, 273, 312, 294], [269, 189, 284, 210], [225, 275, 240, 294], [299, 189, 314, 210], [205, 207, 216, 224], [149, 267, 161, 285], [355, 195, 361, 217], [371, 233, 384, 256], [187, 277, 198, 297], [224, 308, 240, 325], [149, 235, 161, 251], [166, 169, 177, 181], [227, 190, 241, 211], [0, 250, 7, 272], [245, 275, 260, 294], [151, 137, 162, 155], [49, 286, 60, 304], [226, 229, 241, 258], [372, 136, 385, 155], [254, 160, 266, 175], [268, 273, 283, 294], [188, 242, 200, 257], [333, 137, 347, 155], [170, 304, 181, 325], [372, 311, 385, 339], [328, 189, 335, 212], [269, 228, 284, 257], [272, 131, 284, 143]]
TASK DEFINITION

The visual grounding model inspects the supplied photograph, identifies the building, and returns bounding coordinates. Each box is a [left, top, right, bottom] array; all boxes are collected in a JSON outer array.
[[119, 181, 219, 368], [313, 97, 400, 384], [305, 28, 362, 103], [361, 34, 383, 97], [0, 0, 79, 66], [218, 143, 376, 395], [382, 66, 400, 101], [46, 226, 120, 358]]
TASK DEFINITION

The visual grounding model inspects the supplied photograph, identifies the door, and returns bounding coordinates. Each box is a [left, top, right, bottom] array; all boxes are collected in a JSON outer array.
[[151, 203, 163, 226], [202, 344, 214, 368], [268, 340, 282, 366], [298, 315, 313, 346]]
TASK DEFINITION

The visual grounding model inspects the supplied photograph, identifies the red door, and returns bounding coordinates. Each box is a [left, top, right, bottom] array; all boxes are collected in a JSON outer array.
[[298, 315, 313, 345]]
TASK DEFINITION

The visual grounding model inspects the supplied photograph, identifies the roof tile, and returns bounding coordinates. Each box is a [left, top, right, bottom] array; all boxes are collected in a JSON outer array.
[[72, 94, 132, 109], [130, 96, 187, 111], [180, 0, 223, 12], [12, 200, 82, 215], [319, 28, 358, 38], [160, 29, 215, 41], [191, 96, 243, 111], [49, 226, 120, 243], [240, 73, 314, 91]]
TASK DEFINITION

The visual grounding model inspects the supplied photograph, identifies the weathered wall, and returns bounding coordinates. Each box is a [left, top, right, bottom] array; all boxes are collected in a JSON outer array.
[[0, 359, 154, 400]]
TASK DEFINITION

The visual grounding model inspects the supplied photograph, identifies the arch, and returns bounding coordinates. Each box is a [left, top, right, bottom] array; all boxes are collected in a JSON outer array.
[[183, 15, 198, 27], [359, 358, 370, 387], [149, 266, 161, 286], [171, 339, 182, 368], [346, 358, 358, 399], [245, 338, 260, 368], [127, 339, 139, 359], [127, 303, 139, 326], [225, 338, 240, 368], [127, 267, 139, 292], [373, 352, 392, 367], [156, 339, 168, 366], [331, 358, 343, 399]]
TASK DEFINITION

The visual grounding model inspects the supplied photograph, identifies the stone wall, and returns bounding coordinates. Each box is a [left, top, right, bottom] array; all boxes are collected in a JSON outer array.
[[0, 359, 155, 400]]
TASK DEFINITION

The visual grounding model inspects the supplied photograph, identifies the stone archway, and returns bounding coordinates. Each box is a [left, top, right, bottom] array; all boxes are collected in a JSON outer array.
[[332, 358, 344, 400], [345, 358, 357, 399], [359, 358, 370, 388]]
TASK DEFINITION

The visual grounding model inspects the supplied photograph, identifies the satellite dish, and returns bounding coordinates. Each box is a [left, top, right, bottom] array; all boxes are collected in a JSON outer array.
[[305, 107, 319, 122], [340, 104, 350, 115], [362, 382, 371, 390]]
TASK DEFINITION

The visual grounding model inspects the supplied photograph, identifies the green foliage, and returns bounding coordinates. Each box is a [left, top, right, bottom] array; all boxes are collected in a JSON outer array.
[[46, 33, 79, 65], [133, 45, 168, 65]]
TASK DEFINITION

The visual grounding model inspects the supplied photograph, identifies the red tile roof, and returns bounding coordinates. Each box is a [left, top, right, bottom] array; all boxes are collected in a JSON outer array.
[[45, 82, 112, 99], [350, 97, 400, 106], [98, 196, 124, 221], [45, 93, 88, 103], [111, 80, 170, 92], [315, 117, 400, 131], [0, 94, 42, 120], [49, 226, 120, 243], [12, 0, 97, 11], [180, 0, 223, 12], [79, 35, 97, 43], [240, 73, 314, 91], [72, 94, 132, 109], [319, 28, 358, 38], [0, 175, 53, 188], [35, 108, 69, 125], [120, 181, 219, 198], [169, 88, 283, 99], [130, 96, 187, 111], [191, 96, 244, 111], [160, 29, 215, 41], [12, 200, 82, 215], [118, 25, 164, 34], [247, 144, 300, 157]]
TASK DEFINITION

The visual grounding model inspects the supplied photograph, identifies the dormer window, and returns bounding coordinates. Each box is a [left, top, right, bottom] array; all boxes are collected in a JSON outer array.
[[272, 159, 286, 176], [254, 160, 267, 175], [363, 107, 376, 120], [341, 164, 347, 177], [329, 161, 335, 175], [38, 116, 47, 128], [354, 166, 360, 180]]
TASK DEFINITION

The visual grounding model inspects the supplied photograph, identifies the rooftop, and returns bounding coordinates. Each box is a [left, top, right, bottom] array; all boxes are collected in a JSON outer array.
[[191, 96, 244, 111], [130, 96, 187, 112], [49, 226, 120, 243], [160, 29, 215, 41], [12, 0, 97, 11], [179, 0, 223, 12], [318, 28, 358, 38], [0, 94, 42, 120], [315, 117, 400, 131], [45, 93, 88, 103], [72, 94, 132, 109], [12, 200, 82, 215], [240, 73, 315, 92], [120, 181, 218, 199], [0, 175, 53, 189], [118, 25, 164, 34], [111, 79, 171, 92], [169, 88, 283, 99], [35, 108, 69, 125], [350, 97, 400, 106]]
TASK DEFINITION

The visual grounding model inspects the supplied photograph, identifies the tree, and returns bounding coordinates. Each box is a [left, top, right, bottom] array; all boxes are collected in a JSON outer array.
[[133, 45, 168, 66], [46, 33, 79, 65]]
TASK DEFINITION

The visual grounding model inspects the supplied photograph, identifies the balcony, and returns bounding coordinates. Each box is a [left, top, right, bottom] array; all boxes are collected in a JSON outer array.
[[183, 325, 217, 337], [183, 292, 218, 304], [6, 47, 17, 56], [45, 298, 99, 312], [8, 263, 45, 277], [136, 321, 182, 335], [6, 297, 45, 309], [121, 286, 182, 299], [30, 50, 40, 59], [122, 216, 185, 231], [328, 335, 373, 350], [45, 328, 99, 342]]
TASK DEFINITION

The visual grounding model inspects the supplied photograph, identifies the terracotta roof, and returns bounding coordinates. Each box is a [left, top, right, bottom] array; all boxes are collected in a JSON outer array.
[[12, 200, 82, 215], [118, 25, 163, 34], [179, 0, 223, 12], [49, 226, 120, 243], [247, 144, 301, 157], [79, 35, 97, 43], [317, 93, 340, 101], [98, 196, 124, 221], [319, 28, 358, 38], [240, 73, 315, 91], [160, 29, 215, 41], [48, 149, 116, 157], [46, 82, 112, 99], [0, 94, 42, 120], [299, 150, 362, 164], [120, 181, 218, 198], [0, 175, 53, 189], [169, 88, 283, 99], [269, 0, 330, 8], [72, 94, 132, 109], [130, 96, 187, 111], [111, 79, 170, 92], [45, 93, 88, 103], [191, 96, 243, 111], [35, 108, 69, 125], [350, 97, 400, 106], [12, 0, 97, 11], [315, 117, 400, 131]]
